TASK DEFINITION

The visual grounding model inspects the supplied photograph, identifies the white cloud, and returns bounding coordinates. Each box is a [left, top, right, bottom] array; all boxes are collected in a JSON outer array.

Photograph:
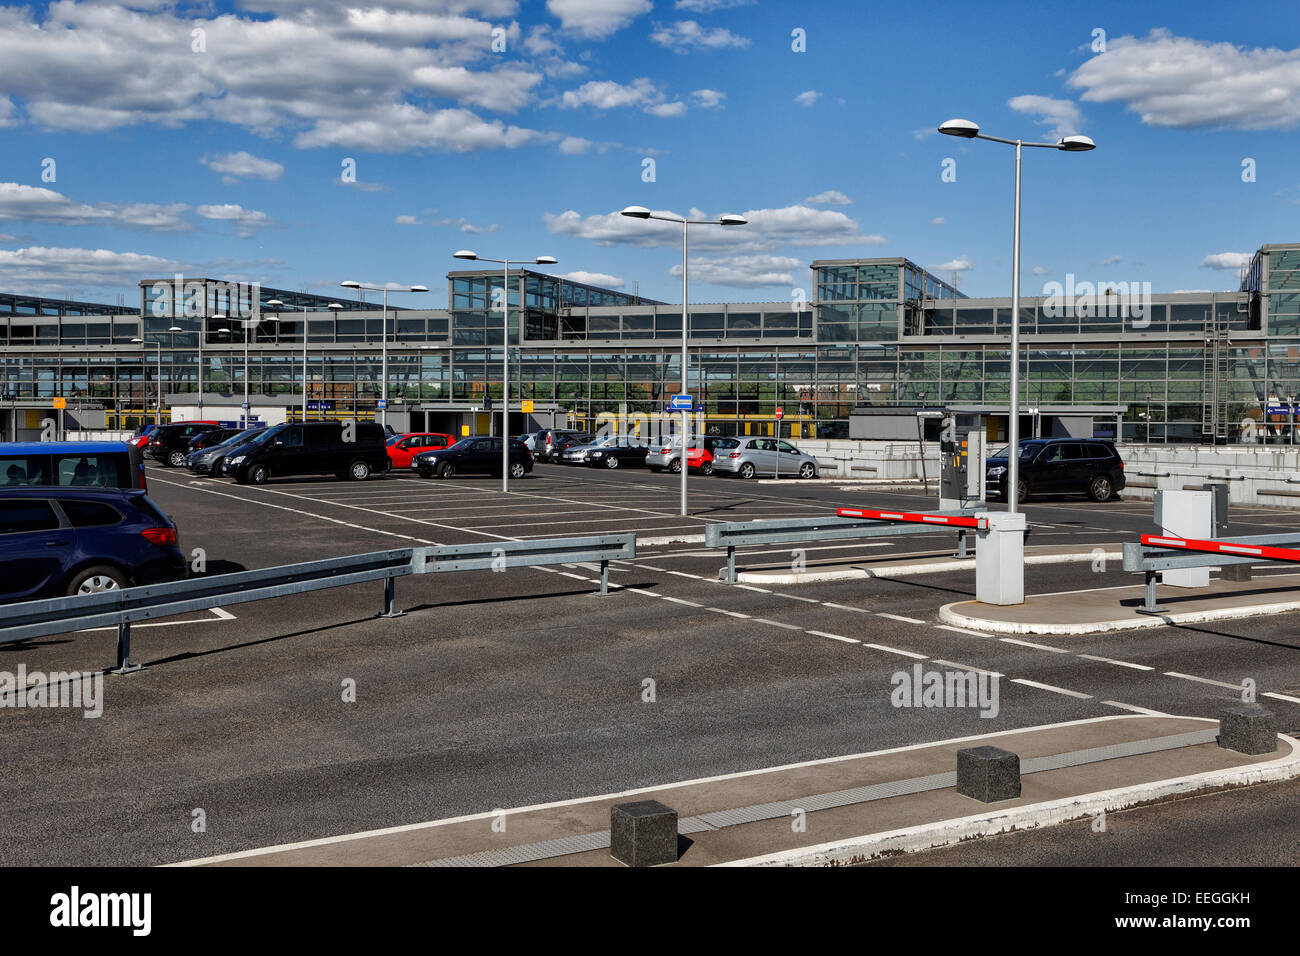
[[544, 204, 884, 254], [196, 203, 274, 238], [675, 0, 755, 10], [1069, 29, 1300, 130], [432, 216, 499, 234], [0, 182, 190, 231], [912, 127, 937, 141], [669, 254, 803, 289], [650, 20, 750, 53], [561, 270, 624, 288], [0, 95, 14, 127], [547, 0, 651, 39], [1098, 254, 1124, 266], [395, 215, 421, 225], [1031, 265, 1050, 275], [794, 90, 821, 108], [805, 190, 852, 206], [1007, 94, 1082, 138], [1200, 252, 1252, 270], [0, 244, 183, 296], [558, 135, 592, 154], [200, 151, 284, 183], [0, 3, 551, 153], [691, 89, 726, 109], [560, 78, 685, 117], [932, 257, 973, 273], [929, 217, 946, 225]]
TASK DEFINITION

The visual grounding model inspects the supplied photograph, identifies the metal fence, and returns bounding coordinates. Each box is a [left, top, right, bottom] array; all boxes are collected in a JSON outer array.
[[0, 533, 635, 672], [1122, 531, 1300, 613]]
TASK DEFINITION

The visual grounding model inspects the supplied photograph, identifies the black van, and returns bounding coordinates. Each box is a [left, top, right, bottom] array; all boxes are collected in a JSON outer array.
[[225, 422, 391, 485]]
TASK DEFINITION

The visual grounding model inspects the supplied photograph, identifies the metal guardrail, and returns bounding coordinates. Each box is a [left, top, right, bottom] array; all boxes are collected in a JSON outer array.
[[705, 509, 981, 583], [0, 533, 635, 672], [1122, 531, 1300, 613]]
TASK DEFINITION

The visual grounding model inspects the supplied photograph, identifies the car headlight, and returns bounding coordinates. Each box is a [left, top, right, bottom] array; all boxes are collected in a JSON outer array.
[[590, 451, 603, 457], [988, 466, 1006, 476], [229, 455, 246, 465]]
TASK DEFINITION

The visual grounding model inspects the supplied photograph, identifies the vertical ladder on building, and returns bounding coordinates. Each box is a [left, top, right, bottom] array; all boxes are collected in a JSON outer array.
[[1201, 310, 1232, 440]]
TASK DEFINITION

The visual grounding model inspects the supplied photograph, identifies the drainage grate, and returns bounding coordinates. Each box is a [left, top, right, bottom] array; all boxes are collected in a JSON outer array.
[[414, 729, 1222, 867]]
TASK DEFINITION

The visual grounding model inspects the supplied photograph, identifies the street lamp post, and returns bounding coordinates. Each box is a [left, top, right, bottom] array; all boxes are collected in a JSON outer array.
[[938, 118, 1094, 513], [130, 337, 169, 424], [340, 281, 429, 431], [452, 252, 557, 493], [240, 314, 277, 429], [620, 206, 748, 517]]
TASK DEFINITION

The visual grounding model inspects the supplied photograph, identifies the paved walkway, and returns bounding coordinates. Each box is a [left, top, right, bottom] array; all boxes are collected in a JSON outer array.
[[175, 715, 1298, 867], [941, 572, 1300, 635]]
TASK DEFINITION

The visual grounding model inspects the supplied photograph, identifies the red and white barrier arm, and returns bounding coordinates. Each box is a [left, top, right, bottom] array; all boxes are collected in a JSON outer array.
[[837, 508, 982, 529], [1141, 534, 1300, 563]]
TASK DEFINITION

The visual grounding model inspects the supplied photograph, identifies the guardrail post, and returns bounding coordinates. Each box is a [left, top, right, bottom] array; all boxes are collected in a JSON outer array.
[[1137, 570, 1166, 615], [379, 576, 404, 618], [111, 622, 142, 675], [727, 545, 737, 584], [599, 559, 609, 596]]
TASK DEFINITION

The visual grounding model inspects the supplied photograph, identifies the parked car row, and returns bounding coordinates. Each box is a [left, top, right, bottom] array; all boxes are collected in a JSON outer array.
[[524, 430, 822, 479]]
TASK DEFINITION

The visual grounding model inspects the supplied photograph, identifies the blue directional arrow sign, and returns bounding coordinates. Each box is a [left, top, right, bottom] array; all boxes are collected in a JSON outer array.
[[669, 393, 694, 410]]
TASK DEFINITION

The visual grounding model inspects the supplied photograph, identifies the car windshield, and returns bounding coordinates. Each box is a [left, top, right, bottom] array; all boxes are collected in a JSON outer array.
[[386, 435, 402, 446]]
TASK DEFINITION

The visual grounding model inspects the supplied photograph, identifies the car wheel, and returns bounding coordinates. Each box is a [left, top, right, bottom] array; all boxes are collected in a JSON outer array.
[[438, 461, 456, 479], [67, 565, 128, 596], [509, 462, 526, 479], [799, 462, 816, 479], [348, 460, 371, 481], [1088, 475, 1114, 502], [248, 464, 270, 485], [668, 458, 682, 474], [739, 462, 756, 479], [700, 461, 713, 476], [604, 455, 620, 469], [1016, 478, 1029, 502], [167, 450, 186, 467]]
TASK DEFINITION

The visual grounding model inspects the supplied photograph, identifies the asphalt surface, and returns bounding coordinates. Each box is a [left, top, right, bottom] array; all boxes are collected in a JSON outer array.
[[3, 460, 1300, 866]]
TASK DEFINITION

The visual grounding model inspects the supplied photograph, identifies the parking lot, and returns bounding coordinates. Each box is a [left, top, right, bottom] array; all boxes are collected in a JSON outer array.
[[4, 459, 1300, 866]]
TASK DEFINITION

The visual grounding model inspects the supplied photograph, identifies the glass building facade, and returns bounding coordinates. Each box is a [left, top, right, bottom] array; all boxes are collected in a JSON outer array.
[[2, 243, 1298, 442]]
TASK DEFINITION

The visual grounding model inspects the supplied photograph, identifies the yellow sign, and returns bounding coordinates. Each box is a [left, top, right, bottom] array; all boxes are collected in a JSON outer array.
[[521, 400, 534, 414], [52, 397, 66, 409], [461, 424, 471, 436]]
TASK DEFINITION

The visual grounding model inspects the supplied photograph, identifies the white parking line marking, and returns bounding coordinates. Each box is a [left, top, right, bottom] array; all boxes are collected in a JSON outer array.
[[1102, 700, 1167, 716], [822, 602, 868, 613], [864, 643, 928, 659], [1263, 691, 1300, 705], [1011, 678, 1093, 699], [936, 625, 992, 638], [662, 596, 702, 607], [1163, 672, 1245, 690], [752, 618, 803, 630], [877, 613, 925, 624], [999, 637, 1068, 653], [932, 660, 1003, 678], [773, 593, 821, 603], [806, 630, 860, 644], [1078, 654, 1153, 671]]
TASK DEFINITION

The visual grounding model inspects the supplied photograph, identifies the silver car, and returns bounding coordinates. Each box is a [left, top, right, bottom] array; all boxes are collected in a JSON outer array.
[[711, 437, 819, 479], [645, 434, 692, 473]]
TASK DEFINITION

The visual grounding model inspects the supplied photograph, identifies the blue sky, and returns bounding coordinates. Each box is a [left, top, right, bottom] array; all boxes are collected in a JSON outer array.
[[0, 0, 1297, 307]]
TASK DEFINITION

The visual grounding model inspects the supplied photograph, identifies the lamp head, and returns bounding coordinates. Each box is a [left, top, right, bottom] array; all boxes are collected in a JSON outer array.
[[719, 214, 747, 226], [620, 205, 651, 219], [453, 250, 477, 260], [266, 298, 284, 307], [327, 302, 344, 310], [340, 280, 362, 289], [1058, 135, 1096, 151], [938, 118, 980, 138], [535, 256, 558, 265], [410, 285, 429, 292]]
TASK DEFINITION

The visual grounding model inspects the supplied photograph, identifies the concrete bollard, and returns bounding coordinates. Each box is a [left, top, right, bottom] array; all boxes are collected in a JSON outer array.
[[610, 800, 678, 867], [957, 746, 1022, 803], [1218, 704, 1278, 755]]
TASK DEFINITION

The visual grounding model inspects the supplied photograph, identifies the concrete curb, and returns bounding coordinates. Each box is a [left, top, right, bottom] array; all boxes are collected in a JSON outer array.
[[736, 550, 1123, 585], [938, 595, 1300, 635], [720, 730, 1300, 867]]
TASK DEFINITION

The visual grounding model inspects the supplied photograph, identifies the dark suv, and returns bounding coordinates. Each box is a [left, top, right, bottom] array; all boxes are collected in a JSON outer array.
[[225, 421, 391, 485], [146, 421, 223, 467], [986, 438, 1125, 503]]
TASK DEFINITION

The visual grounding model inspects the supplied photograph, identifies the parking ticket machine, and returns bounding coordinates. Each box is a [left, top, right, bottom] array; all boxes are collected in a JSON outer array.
[[939, 414, 985, 511]]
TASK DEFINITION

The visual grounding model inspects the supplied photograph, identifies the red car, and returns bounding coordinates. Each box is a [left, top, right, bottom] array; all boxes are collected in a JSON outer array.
[[387, 432, 456, 469], [686, 446, 714, 475]]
